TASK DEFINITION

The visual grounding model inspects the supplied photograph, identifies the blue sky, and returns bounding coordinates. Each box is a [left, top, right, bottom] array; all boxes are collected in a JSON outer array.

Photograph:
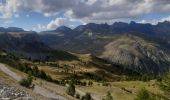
[[0, 0, 170, 32]]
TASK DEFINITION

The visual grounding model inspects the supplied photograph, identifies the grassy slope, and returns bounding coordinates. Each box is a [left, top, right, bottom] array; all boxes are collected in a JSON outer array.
[[0, 70, 46, 100], [0, 65, 164, 100], [25, 54, 124, 81], [78, 80, 163, 100], [0, 50, 166, 100], [0, 63, 76, 100], [20, 53, 165, 100]]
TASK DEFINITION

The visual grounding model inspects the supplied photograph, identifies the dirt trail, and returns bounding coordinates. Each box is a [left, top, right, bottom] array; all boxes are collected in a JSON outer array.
[[0, 63, 67, 100], [0, 64, 22, 81]]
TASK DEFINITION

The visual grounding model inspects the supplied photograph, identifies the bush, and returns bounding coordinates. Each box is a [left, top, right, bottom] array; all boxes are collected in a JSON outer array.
[[19, 75, 33, 88], [135, 88, 152, 100], [88, 81, 93, 86], [103, 91, 113, 100], [81, 93, 93, 100], [66, 81, 76, 96], [39, 70, 47, 79], [75, 93, 80, 99], [159, 72, 170, 98]]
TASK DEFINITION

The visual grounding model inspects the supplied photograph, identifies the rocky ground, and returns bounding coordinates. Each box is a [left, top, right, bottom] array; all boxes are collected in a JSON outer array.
[[0, 83, 34, 100]]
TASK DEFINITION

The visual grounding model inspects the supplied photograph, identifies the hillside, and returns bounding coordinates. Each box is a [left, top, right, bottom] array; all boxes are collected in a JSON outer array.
[[40, 21, 170, 52], [0, 22, 169, 78], [101, 34, 170, 75], [1, 0, 170, 99], [0, 25, 169, 99], [0, 50, 166, 100], [0, 32, 77, 61], [39, 21, 170, 75], [0, 49, 142, 82]]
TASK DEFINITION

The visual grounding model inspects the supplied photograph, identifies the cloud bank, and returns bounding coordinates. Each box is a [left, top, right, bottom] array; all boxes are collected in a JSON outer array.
[[1, 0, 170, 29]]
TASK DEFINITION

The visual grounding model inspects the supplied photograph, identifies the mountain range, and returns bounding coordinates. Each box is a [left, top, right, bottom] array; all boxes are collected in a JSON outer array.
[[39, 21, 170, 74], [1, 21, 170, 75]]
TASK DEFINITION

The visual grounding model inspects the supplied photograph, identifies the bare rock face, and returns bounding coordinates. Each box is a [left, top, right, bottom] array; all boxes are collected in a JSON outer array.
[[101, 35, 170, 75]]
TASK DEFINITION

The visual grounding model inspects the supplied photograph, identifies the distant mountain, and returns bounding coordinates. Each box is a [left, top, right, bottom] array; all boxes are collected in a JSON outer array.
[[0, 31, 47, 51], [0, 31, 77, 61], [0, 27, 25, 32], [41, 26, 74, 35], [6, 27, 25, 32], [39, 21, 170, 75], [54, 26, 73, 33], [101, 34, 170, 75], [0, 22, 170, 75], [40, 21, 170, 53], [74, 23, 110, 34], [40, 26, 78, 49], [73, 21, 170, 37]]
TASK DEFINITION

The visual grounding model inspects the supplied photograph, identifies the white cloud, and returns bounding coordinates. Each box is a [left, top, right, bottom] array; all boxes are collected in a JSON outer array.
[[0, 0, 21, 18], [44, 12, 58, 17], [85, 0, 97, 5], [47, 17, 74, 30], [138, 16, 170, 25], [139, 19, 158, 25], [1, 0, 170, 24], [46, 16, 86, 30], [33, 24, 46, 32], [0, 0, 78, 18], [47, 18, 69, 29], [160, 16, 170, 22]]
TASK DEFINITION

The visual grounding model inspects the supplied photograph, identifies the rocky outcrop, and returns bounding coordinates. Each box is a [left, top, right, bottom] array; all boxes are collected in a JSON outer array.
[[101, 35, 170, 75], [0, 84, 33, 100]]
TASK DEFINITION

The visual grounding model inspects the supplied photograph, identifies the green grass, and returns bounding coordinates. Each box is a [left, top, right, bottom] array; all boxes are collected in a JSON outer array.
[[78, 80, 163, 100]]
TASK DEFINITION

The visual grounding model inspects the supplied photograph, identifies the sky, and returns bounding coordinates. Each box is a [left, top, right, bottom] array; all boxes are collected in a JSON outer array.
[[0, 0, 170, 32]]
